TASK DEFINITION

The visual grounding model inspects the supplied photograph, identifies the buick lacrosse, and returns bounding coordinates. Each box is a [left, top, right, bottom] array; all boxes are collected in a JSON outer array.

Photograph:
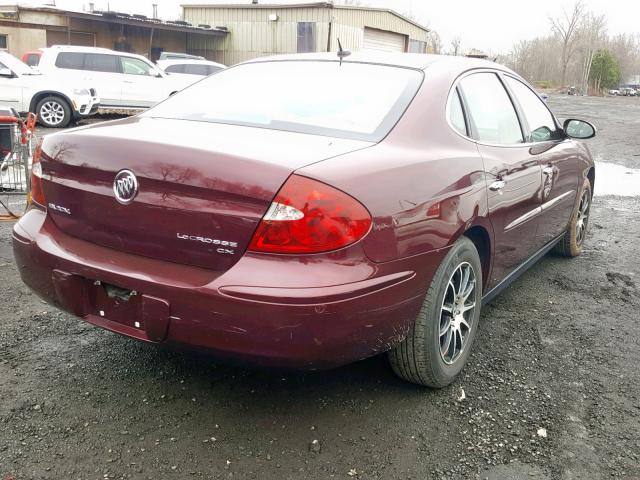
[[13, 53, 595, 387]]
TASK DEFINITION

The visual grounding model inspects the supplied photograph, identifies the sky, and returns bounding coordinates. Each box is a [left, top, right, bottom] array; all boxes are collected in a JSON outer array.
[[26, 0, 640, 54]]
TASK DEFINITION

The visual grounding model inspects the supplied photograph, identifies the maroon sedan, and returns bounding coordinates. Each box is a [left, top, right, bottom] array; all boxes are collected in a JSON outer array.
[[13, 53, 596, 387]]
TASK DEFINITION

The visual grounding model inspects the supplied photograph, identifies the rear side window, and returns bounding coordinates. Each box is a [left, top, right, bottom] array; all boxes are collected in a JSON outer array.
[[85, 53, 120, 73], [460, 72, 523, 145], [55, 52, 84, 70], [165, 64, 184, 73], [449, 89, 467, 136], [504, 76, 560, 142], [183, 64, 210, 76], [208, 66, 223, 75]]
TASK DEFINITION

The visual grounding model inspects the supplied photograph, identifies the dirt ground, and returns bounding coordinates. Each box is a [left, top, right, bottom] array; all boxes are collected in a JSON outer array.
[[1, 95, 639, 480]]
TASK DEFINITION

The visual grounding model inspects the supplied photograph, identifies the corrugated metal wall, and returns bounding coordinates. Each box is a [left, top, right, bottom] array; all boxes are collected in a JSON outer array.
[[183, 5, 429, 65], [185, 6, 330, 65], [330, 7, 428, 52]]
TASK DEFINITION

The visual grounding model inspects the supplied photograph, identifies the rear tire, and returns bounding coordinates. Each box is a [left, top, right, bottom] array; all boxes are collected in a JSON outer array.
[[388, 237, 483, 388], [36, 96, 71, 128], [553, 178, 592, 257]]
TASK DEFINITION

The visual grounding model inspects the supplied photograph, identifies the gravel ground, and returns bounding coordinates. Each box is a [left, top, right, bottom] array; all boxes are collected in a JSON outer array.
[[1, 95, 639, 480]]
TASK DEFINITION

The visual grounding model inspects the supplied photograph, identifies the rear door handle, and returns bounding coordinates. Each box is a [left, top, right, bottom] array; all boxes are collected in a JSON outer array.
[[489, 180, 506, 191]]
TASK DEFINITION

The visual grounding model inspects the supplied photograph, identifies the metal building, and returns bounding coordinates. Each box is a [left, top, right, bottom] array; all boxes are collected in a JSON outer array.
[[183, 2, 430, 66], [0, 5, 227, 62]]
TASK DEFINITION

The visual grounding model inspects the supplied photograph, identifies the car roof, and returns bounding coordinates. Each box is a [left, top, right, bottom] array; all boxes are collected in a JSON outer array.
[[44, 46, 152, 62], [157, 59, 226, 68], [246, 52, 511, 73]]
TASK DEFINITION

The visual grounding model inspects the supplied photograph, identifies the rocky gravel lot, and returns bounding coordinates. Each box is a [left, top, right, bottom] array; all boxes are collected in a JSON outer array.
[[1, 95, 639, 480]]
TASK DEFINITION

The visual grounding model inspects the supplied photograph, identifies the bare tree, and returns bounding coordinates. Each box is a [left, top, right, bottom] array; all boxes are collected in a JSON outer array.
[[430, 31, 443, 54], [550, 0, 586, 86], [577, 13, 607, 94], [450, 37, 461, 56]]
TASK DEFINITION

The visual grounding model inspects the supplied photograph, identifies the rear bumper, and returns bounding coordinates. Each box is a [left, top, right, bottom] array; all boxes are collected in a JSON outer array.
[[12, 209, 446, 370]]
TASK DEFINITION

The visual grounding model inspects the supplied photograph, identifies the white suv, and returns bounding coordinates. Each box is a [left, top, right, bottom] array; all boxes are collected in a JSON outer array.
[[0, 51, 99, 128], [37, 46, 195, 110]]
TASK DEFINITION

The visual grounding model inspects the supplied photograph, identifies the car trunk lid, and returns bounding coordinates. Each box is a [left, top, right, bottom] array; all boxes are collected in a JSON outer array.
[[40, 117, 372, 271]]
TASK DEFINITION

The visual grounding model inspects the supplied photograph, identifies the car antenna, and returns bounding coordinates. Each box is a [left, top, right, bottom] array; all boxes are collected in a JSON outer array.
[[337, 38, 351, 66]]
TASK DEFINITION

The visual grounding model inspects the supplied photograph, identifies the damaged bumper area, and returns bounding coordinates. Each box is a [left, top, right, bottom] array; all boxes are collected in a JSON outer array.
[[12, 208, 443, 370]]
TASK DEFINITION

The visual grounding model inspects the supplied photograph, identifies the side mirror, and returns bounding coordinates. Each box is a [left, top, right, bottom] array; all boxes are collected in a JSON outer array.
[[0, 67, 14, 78], [563, 119, 596, 140]]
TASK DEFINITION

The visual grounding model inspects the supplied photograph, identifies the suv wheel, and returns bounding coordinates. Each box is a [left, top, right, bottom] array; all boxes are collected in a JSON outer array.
[[36, 96, 71, 128]]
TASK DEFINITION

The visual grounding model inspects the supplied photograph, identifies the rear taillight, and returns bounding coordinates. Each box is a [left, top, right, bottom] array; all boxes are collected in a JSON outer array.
[[29, 142, 46, 207], [249, 175, 372, 254]]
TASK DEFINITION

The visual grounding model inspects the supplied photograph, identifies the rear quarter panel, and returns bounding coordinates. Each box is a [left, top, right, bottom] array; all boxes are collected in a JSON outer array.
[[298, 61, 491, 264]]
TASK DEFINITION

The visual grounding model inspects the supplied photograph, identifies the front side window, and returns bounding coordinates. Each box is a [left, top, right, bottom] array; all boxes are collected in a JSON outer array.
[[504, 76, 560, 142], [121, 56, 153, 76], [460, 72, 523, 145], [85, 53, 120, 73], [297, 22, 316, 53], [143, 61, 423, 142]]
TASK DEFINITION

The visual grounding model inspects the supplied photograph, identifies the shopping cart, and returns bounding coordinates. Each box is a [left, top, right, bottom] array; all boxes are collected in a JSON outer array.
[[0, 108, 37, 220]]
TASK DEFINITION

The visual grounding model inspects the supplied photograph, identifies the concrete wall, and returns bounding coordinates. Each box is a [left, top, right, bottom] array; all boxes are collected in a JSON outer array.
[[0, 25, 46, 58], [184, 5, 430, 65]]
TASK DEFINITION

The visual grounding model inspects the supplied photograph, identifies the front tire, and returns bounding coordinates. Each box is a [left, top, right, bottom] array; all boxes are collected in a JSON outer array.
[[553, 177, 592, 257], [389, 237, 483, 388], [36, 96, 71, 128]]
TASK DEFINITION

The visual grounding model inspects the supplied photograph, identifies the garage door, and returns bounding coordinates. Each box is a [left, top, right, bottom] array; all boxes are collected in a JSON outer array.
[[47, 30, 95, 47], [363, 28, 406, 53]]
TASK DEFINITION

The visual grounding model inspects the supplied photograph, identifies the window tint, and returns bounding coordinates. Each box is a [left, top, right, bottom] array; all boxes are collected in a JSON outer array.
[[504, 76, 559, 142], [121, 57, 153, 76], [460, 72, 523, 144], [297, 22, 316, 53], [184, 64, 210, 76], [85, 53, 119, 73], [449, 89, 467, 136], [165, 64, 184, 73], [55, 52, 85, 70]]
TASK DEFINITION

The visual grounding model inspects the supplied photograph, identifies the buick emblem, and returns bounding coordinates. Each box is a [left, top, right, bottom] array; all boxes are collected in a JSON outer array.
[[113, 169, 138, 204]]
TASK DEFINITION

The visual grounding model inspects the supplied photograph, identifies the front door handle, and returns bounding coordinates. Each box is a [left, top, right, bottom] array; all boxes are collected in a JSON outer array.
[[489, 180, 506, 191]]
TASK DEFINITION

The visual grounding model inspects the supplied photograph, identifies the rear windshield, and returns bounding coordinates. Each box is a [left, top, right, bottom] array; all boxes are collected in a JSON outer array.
[[143, 60, 423, 142]]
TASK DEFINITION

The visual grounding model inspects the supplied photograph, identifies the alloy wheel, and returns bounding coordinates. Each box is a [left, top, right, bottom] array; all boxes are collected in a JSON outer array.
[[439, 262, 477, 365], [576, 190, 590, 245], [40, 101, 65, 126]]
